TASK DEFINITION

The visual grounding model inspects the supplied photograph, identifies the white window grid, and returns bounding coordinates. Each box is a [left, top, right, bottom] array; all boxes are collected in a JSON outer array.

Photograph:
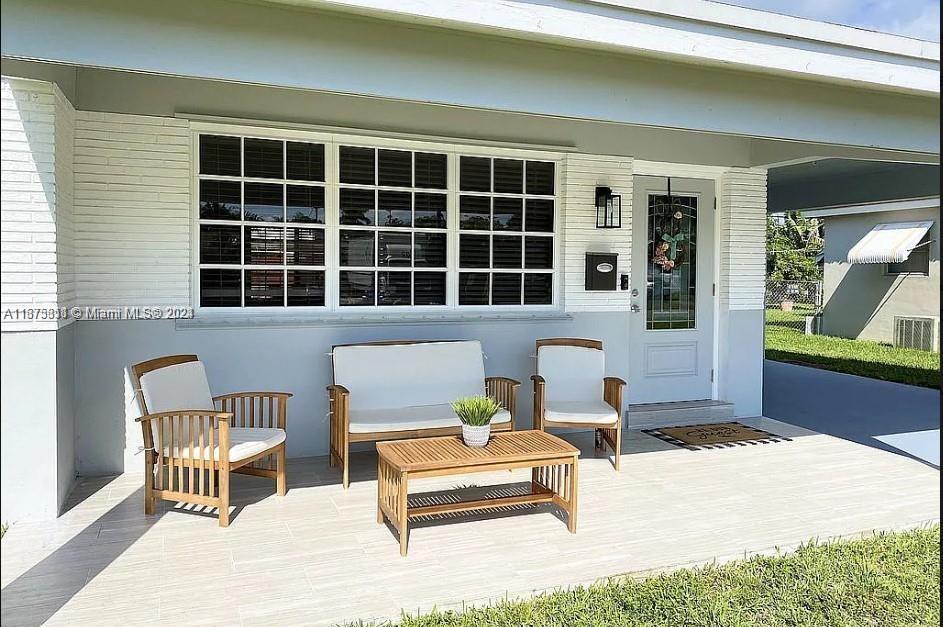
[[192, 130, 561, 312]]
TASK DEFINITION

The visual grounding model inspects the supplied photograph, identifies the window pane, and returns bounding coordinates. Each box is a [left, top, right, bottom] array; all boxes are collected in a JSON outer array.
[[459, 195, 490, 230], [286, 185, 325, 224], [339, 188, 375, 226], [200, 269, 241, 307], [244, 226, 284, 265], [286, 142, 324, 181], [378, 231, 412, 267], [287, 270, 325, 306], [493, 235, 522, 269], [200, 225, 240, 264], [524, 236, 553, 269], [244, 183, 283, 222], [492, 272, 522, 305], [414, 272, 446, 305], [524, 273, 553, 305], [244, 269, 284, 307], [378, 271, 411, 306], [199, 135, 240, 176], [493, 197, 523, 231], [525, 199, 554, 232], [339, 146, 375, 185], [526, 161, 554, 195], [459, 272, 489, 305], [647, 194, 697, 330], [339, 230, 375, 267], [244, 138, 283, 179], [286, 228, 324, 266], [887, 247, 929, 274], [460, 156, 491, 192], [459, 235, 490, 268], [414, 193, 447, 228], [377, 149, 412, 187], [339, 271, 375, 306], [378, 191, 412, 227], [414, 232, 446, 268], [494, 159, 523, 194], [415, 152, 447, 189], [199, 180, 241, 220]]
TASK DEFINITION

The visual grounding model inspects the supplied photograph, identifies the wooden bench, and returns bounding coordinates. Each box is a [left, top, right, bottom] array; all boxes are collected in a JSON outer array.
[[376, 430, 580, 556], [327, 340, 520, 488]]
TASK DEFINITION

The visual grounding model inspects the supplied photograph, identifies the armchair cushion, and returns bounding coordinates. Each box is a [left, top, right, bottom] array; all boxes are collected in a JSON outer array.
[[139, 360, 215, 413], [537, 345, 606, 403], [349, 404, 511, 434], [162, 426, 285, 462], [544, 400, 619, 426]]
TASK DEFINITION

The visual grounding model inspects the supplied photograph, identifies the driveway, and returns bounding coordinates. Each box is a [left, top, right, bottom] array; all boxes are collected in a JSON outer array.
[[764, 360, 941, 468]]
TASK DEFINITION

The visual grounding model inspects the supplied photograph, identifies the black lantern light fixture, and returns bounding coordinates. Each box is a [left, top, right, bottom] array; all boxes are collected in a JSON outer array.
[[595, 186, 621, 229]]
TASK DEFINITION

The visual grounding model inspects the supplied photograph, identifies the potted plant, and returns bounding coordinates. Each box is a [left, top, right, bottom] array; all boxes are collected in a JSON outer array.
[[452, 395, 502, 447]]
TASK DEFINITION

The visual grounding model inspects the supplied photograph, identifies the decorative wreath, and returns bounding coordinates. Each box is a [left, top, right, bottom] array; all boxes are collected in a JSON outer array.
[[651, 208, 690, 272]]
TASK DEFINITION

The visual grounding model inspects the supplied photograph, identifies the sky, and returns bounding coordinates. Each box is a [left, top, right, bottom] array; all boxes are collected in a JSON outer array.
[[723, 0, 941, 42]]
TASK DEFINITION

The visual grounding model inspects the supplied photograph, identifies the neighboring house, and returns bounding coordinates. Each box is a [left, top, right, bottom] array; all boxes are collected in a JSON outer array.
[[805, 198, 941, 350], [0, 0, 939, 521]]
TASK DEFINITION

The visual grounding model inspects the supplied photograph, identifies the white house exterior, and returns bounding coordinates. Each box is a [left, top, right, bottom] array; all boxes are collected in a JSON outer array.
[[1, 0, 939, 521]]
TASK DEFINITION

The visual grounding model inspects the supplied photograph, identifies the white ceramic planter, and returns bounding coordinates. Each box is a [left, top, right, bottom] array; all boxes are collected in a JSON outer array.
[[462, 424, 491, 447]]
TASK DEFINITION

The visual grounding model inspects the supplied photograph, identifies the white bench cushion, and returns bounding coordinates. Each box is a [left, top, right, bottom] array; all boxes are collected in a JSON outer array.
[[162, 427, 285, 462], [139, 360, 215, 413], [537, 345, 605, 403], [333, 341, 486, 411], [349, 404, 511, 434], [544, 400, 618, 426]]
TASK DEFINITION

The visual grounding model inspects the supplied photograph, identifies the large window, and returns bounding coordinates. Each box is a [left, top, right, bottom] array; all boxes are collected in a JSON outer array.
[[337, 146, 449, 306], [196, 132, 558, 311], [457, 156, 555, 305], [198, 135, 327, 307]]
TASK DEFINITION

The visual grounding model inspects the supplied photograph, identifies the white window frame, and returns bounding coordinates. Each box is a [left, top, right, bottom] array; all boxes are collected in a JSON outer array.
[[190, 122, 563, 316]]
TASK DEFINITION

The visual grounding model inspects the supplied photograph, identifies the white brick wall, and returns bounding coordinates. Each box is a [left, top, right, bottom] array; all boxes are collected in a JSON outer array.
[[55, 88, 75, 313], [719, 168, 768, 310], [561, 153, 633, 312], [1, 78, 60, 331], [73, 112, 191, 306]]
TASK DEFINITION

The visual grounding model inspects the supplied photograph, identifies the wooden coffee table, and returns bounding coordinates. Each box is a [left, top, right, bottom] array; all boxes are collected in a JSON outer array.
[[376, 430, 580, 556]]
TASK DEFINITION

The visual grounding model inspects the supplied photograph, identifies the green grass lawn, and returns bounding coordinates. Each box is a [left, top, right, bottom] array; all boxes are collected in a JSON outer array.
[[363, 526, 940, 627], [765, 308, 940, 388]]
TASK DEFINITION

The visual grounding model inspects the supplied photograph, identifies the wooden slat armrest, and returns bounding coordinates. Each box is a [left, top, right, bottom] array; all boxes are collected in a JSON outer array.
[[485, 376, 522, 387], [135, 410, 233, 423], [530, 374, 546, 385], [213, 391, 293, 402], [603, 376, 627, 387]]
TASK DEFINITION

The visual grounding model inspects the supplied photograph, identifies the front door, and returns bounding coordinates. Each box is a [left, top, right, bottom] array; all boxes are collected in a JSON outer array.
[[628, 176, 715, 404]]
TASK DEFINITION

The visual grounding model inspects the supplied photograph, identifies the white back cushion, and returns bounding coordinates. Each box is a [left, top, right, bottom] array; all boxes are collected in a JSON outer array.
[[139, 361, 215, 414], [333, 341, 486, 410], [538, 345, 605, 403]]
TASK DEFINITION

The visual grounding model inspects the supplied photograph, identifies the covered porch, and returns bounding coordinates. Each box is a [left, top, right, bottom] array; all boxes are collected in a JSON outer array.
[[2, 417, 939, 626]]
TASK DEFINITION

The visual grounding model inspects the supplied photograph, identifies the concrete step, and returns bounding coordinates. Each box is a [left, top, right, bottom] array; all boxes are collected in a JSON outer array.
[[625, 399, 735, 430]]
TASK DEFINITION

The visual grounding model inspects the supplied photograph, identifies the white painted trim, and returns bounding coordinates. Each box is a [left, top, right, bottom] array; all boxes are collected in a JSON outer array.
[[263, 0, 941, 95], [803, 196, 940, 218]]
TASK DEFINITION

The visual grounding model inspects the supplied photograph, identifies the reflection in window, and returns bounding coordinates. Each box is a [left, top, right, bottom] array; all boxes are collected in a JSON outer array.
[[647, 194, 697, 329]]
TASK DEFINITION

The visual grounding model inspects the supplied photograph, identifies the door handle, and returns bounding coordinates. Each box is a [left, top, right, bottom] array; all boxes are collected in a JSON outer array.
[[630, 304, 641, 313]]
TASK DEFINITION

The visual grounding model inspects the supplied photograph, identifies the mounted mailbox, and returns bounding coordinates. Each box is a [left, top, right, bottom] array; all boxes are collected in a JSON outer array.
[[585, 252, 618, 291]]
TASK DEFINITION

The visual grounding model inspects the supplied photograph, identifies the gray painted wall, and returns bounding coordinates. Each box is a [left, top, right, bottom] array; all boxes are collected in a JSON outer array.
[[56, 323, 76, 508], [822, 206, 941, 343], [1, 331, 61, 521], [1, 0, 938, 153]]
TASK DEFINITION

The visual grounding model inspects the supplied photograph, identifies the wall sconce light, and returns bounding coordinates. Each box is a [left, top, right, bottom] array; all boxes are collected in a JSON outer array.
[[595, 186, 621, 229]]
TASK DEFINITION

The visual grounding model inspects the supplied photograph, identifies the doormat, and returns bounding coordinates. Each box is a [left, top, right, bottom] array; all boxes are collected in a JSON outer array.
[[643, 422, 791, 450]]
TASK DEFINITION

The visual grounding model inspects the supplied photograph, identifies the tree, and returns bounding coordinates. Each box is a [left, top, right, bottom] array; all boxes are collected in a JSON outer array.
[[766, 211, 823, 281]]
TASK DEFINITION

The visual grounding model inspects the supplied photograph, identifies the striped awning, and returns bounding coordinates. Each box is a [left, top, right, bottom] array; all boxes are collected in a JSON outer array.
[[847, 221, 933, 264]]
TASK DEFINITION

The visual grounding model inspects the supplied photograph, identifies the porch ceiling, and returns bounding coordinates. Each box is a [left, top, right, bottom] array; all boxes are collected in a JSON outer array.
[[2, 418, 938, 626]]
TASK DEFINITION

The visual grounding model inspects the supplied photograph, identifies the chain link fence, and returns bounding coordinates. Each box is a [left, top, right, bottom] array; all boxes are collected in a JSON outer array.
[[765, 280, 822, 334]]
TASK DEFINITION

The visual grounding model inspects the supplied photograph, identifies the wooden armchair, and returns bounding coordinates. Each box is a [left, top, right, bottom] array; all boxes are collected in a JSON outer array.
[[130, 354, 291, 526], [531, 338, 626, 470]]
